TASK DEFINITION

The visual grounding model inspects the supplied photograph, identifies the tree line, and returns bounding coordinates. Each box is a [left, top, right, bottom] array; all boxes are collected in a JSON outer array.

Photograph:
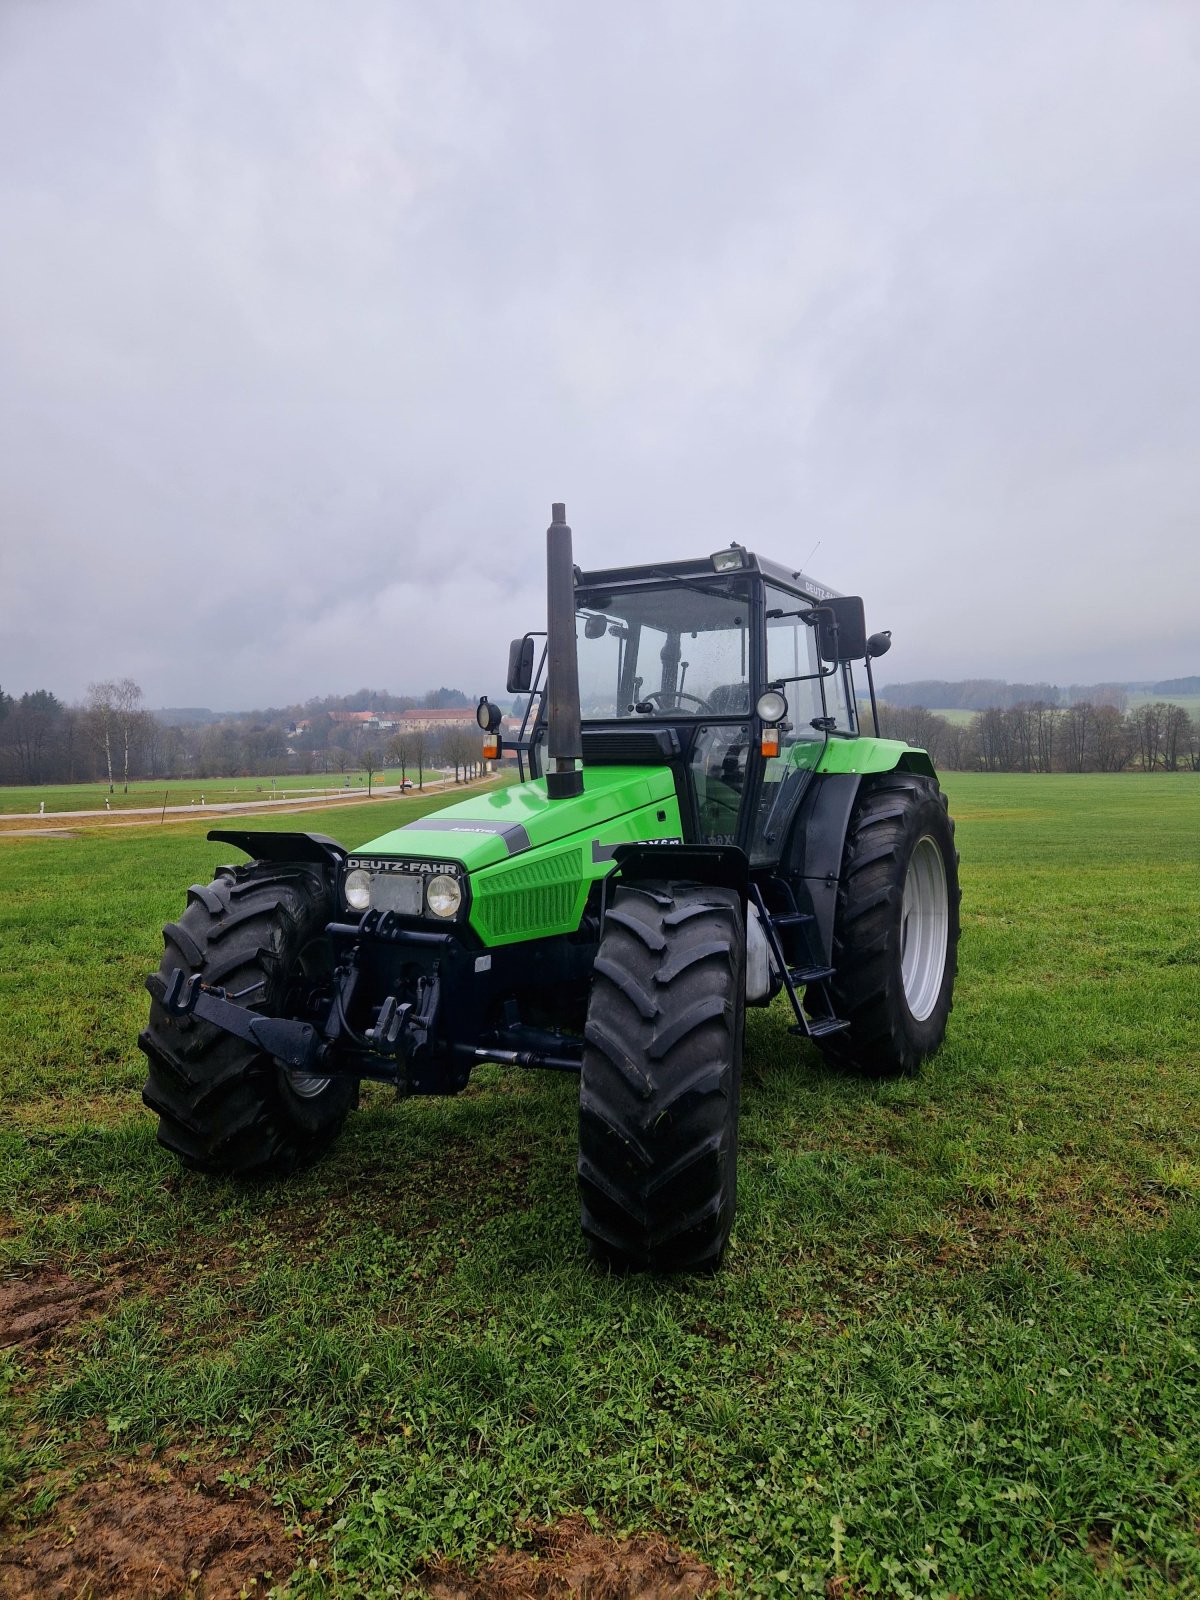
[[0, 681, 487, 788], [873, 700, 1200, 772], [877, 677, 1200, 712]]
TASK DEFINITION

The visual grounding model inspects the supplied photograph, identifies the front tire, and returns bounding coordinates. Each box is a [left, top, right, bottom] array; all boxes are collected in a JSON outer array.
[[139, 864, 355, 1176], [817, 772, 960, 1076], [578, 880, 745, 1272]]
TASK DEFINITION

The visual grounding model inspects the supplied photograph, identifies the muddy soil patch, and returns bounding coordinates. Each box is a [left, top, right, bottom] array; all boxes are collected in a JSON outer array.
[[0, 1270, 112, 1353], [424, 1515, 718, 1599], [0, 1463, 299, 1599]]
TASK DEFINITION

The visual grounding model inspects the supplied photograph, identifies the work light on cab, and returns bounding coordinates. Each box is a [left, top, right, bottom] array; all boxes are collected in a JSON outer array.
[[711, 545, 747, 572], [476, 697, 502, 731]]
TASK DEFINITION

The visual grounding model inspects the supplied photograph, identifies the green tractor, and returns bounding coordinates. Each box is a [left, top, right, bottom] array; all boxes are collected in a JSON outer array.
[[140, 506, 960, 1271]]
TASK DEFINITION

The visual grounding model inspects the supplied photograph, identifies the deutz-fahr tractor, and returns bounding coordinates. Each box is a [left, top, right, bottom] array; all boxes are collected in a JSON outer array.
[[140, 506, 960, 1272]]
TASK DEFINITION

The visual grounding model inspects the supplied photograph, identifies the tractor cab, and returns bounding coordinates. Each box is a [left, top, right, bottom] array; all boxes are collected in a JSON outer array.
[[508, 547, 884, 868]]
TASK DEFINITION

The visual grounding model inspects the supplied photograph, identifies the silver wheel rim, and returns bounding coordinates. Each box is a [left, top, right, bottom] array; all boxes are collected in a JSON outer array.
[[288, 1069, 332, 1099], [900, 835, 949, 1022], [284, 935, 332, 1098]]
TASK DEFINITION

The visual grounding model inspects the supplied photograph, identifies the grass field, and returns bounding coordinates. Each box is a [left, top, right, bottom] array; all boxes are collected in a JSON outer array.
[[1, 774, 1198, 1596], [0, 770, 460, 815], [1127, 692, 1200, 719]]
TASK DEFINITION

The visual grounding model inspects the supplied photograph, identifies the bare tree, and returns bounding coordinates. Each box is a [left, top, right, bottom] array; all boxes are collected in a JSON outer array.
[[409, 727, 429, 789], [360, 746, 380, 796], [1062, 702, 1093, 772], [1093, 705, 1133, 771], [87, 681, 118, 791], [386, 730, 413, 784], [1029, 702, 1058, 773], [442, 726, 477, 782], [1162, 704, 1191, 772], [1133, 702, 1168, 771], [113, 678, 145, 791]]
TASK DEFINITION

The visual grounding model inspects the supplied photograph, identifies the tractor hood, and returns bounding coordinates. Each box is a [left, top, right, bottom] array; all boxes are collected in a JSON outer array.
[[353, 767, 678, 874]]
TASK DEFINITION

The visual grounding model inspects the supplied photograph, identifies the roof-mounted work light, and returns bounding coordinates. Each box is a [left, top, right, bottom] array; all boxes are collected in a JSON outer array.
[[711, 544, 747, 573]]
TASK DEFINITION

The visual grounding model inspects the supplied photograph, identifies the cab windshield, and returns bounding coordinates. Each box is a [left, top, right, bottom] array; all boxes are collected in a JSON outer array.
[[575, 579, 752, 720]]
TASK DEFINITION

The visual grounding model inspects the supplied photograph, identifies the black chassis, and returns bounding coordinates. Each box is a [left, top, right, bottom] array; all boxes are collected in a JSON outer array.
[[162, 831, 758, 1099], [164, 825, 607, 1094]]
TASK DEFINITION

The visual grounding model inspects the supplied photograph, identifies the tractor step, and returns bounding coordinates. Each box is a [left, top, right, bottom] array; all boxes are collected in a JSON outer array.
[[770, 910, 814, 927], [789, 965, 835, 984], [792, 1016, 852, 1039]]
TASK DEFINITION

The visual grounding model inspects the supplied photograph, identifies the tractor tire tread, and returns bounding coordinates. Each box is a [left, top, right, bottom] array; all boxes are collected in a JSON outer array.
[[139, 864, 353, 1177], [578, 881, 744, 1273]]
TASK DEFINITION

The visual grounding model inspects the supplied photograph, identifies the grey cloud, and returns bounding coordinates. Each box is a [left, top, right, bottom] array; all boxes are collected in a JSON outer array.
[[1, 0, 1197, 708]]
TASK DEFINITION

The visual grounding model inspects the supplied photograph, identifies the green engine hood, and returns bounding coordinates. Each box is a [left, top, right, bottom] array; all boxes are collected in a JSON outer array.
[[355, 767, 679, 873]]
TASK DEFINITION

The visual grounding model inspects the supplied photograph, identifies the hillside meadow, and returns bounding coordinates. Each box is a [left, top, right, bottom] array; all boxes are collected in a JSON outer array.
[[0, 773, 1198, 1596]]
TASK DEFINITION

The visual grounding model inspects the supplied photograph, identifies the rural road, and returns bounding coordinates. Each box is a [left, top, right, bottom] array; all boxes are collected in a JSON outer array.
[[0, 775, 499, 836]]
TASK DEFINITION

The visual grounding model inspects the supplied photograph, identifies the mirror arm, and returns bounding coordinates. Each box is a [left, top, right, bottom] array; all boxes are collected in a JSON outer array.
[[864, 653, 881, 737]]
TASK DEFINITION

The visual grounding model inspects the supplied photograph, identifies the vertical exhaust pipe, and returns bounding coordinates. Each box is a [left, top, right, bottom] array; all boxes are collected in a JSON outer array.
[[545, 502, 584, 799]]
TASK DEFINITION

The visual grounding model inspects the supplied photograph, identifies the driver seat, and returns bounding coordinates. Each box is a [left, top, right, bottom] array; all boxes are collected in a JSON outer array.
[[706, 682, 750, 715]]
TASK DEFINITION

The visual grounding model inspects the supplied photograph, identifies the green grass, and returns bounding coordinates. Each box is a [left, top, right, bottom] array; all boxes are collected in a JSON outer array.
[[1127, 691, 1200, 718], [1, 774, 1198, 1596], [925, 707, 976, 727], [0, 769, 462, 814]]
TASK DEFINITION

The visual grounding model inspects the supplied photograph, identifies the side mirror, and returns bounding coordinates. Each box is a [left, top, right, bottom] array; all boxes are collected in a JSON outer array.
[[507, 636, 535, 694], [817, 595, 867, 662], [866, 630, 892, 659], [583, 614, 608, 639]]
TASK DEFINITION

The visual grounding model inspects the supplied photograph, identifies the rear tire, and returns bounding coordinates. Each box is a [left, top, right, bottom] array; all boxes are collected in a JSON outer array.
[[578, 880, 745, 1272], [139, 865, 355, 1176], [817, 772, 960, 1076]]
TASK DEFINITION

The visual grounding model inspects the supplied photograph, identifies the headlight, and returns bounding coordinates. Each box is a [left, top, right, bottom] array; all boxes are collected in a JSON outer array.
[[344, 868, 372, 912], [425, 873, 462, 919], [756, 689, 788, 723]]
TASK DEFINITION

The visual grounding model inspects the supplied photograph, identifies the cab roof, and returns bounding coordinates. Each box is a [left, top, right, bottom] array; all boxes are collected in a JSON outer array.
[[576, 550, 841, 603]]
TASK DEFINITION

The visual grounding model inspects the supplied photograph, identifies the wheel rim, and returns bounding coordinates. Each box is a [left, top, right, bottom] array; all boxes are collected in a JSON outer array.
[[283, 935, 333, 1099], [287, 1068, 332, 1099], [900, 835, 949, 1022]]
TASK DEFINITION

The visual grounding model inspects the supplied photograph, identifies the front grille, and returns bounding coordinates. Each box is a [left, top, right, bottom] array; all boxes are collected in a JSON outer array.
[[471, 846, 583, 943]]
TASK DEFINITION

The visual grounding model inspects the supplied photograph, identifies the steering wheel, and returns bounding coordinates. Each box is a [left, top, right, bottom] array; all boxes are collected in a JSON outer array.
[[640, 690, 715, 713]]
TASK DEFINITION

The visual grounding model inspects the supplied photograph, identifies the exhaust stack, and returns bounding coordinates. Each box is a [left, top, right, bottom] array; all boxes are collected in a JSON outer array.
[[545, 502, 584, 799]]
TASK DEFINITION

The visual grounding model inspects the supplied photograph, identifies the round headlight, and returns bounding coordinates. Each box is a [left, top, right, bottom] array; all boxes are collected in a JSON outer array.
[[344, 868, 372, 912], [426, 873, 462, 919], [756, 689, 788, 723]]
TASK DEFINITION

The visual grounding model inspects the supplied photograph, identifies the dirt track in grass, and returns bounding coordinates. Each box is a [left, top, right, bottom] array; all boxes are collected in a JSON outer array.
[[423, 1516, 719, 1599], [0, 1462, 297, 1600]]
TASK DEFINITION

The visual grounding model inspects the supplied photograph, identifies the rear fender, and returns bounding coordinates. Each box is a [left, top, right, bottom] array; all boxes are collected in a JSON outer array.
[[785, 747, 937, 963]]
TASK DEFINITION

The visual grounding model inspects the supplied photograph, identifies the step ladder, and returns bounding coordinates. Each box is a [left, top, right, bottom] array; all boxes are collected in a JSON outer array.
[[748, 882, 850, 1041]]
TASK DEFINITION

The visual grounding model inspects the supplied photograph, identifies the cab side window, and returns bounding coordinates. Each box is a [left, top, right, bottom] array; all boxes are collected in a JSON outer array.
[[765, 587, 855, 733]]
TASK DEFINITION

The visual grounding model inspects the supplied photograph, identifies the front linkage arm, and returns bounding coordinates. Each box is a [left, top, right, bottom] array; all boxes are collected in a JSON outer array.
[[161, 968, 325, 1073], [160, 929, 446, 1084]]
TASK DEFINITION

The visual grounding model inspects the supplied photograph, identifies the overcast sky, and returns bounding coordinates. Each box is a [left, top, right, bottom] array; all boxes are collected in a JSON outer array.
[[1, 0, 1197, 710]]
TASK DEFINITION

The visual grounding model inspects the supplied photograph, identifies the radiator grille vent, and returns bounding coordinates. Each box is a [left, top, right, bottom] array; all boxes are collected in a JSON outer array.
[[471, 846, 583, 941]]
